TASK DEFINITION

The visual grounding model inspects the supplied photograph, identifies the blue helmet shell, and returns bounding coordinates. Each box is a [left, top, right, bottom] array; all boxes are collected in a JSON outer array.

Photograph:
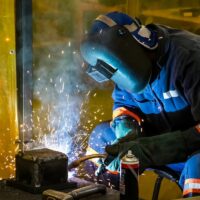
[[81, 11, 157, 93], [89, 11, 158, 50]]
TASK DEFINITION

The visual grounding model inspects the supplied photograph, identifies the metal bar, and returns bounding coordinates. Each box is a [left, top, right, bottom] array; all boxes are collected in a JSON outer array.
[[15, 0, 33, 151]]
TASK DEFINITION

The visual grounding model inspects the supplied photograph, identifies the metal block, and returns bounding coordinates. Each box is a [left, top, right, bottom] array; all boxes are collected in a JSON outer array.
[[8, 148, 76, 193]]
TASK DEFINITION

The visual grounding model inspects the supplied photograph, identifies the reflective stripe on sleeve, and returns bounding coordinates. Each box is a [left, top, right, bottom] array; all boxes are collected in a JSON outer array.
[[183, 188, 200, 196], [163, 90, 179, 99], [183, 179, 200, 196], [185, 179, 200, 184], [113, 107, 142, 124]]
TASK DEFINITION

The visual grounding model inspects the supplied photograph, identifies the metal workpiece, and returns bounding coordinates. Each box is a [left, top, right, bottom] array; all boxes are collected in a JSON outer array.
[[42, 184, 107, 200], [43, 189, 73, 200], [0, 178, 119, 200], [10, 149, 108, 193], [69, 184, 107, 198], [17, 148, 67, 162], [8, 148, 77, 194]]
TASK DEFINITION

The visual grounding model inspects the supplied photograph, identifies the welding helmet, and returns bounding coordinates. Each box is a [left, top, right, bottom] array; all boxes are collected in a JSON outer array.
[[80, 11, 158, 93]]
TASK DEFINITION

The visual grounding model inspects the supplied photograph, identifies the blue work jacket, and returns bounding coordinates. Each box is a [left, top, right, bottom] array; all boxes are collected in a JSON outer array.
[[112, 24, 200, 135]]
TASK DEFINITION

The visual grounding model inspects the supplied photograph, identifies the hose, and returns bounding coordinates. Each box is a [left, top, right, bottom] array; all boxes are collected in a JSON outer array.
[[68, 154, 107, 170]]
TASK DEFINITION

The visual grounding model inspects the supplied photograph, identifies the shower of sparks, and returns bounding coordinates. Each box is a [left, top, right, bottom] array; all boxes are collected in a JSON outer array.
[[0, 150, 16, 179], [30, 80, 106, 180], [1, 46, 113, 187], [68, 171, 75, 179]]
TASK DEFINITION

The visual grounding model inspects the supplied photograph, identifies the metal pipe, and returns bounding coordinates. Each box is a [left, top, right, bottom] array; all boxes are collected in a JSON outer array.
[[15, 0, 33, 152]]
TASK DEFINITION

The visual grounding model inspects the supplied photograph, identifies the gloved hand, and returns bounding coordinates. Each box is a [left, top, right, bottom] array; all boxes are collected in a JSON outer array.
[[95, 158, 107, 176], [95, 136, 140, 175], [111, 116, 141, 143], [94, 116, 141, 176], [95, 155, 120, 176], [104, 128, 200, 173]]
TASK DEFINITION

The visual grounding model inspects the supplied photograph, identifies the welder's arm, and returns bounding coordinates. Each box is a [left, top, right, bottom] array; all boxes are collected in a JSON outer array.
[[111, 84, 143, 142], [180, 52, 200, 123], [94, 117, 141, 174], [111, 116, 141, 142], [95, 107, 142, 174], [105, 127, 200, 172]]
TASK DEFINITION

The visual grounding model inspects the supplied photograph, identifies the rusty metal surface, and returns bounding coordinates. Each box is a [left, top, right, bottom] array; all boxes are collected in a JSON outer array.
[[13, 148, 69, 193], [17, 148, 67, 161]]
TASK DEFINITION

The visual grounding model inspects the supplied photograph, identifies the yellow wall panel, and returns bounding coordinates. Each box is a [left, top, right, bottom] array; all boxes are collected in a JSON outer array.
[[0, 0, 18, 179]]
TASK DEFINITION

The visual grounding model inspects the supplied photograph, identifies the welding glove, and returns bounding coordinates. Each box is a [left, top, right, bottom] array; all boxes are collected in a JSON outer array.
[[111, 116, 141, 144], [95, 117, 141, 175], [104, 127, 200, 173], [95, 117, 142, 175]]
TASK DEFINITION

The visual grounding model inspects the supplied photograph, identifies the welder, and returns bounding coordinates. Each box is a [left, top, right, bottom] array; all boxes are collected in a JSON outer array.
[[80, 11, 200, 198]]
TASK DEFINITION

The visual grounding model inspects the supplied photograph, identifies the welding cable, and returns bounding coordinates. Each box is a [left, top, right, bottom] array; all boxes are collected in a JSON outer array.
[[68, 154, 107, 170]]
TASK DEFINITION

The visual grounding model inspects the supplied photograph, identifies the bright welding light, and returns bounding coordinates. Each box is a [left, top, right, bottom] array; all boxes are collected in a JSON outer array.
[[31, 50, 94, 179], [68, 171, 75, 179]]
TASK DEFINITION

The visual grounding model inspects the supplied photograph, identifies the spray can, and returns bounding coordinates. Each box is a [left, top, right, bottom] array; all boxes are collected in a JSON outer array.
[[120, 150, 139, 200]]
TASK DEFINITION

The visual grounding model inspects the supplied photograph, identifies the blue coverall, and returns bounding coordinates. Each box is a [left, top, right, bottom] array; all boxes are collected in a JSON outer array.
[[87, 24, 200, 197]]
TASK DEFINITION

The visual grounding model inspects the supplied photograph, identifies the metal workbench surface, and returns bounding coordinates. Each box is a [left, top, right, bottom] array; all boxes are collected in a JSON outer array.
[[0, 178, 120, 200]]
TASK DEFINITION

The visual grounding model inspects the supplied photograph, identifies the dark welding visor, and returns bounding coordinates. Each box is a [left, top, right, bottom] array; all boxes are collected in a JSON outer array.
[[86, 60, 117, 83], [80, 25, 152, 93]]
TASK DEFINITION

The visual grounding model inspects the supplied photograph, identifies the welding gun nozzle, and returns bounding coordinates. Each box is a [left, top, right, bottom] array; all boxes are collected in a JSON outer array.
[[68, 154, 107, 170]]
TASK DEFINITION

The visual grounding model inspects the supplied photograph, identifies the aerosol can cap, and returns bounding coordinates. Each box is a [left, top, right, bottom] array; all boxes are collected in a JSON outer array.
[[127, 150, 134, 158], [123, 150, 139, 163]]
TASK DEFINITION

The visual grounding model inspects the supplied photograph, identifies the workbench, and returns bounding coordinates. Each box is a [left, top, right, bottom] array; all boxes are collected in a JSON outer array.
[[0, 177, 120, 200], [1, 178, 199, 200]]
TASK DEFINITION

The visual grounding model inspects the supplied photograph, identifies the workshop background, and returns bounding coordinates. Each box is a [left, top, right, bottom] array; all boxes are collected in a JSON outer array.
[[0, 0, 200, 199]]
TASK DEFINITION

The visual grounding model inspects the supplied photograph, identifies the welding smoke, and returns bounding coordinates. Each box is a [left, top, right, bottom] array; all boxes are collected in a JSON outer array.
[[32, 44, 86, 154], [29, 1, 113, 164], [31, 40, 112, 162]]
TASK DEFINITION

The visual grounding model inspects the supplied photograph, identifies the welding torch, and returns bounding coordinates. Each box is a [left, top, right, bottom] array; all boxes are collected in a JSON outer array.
[[68, 133, 138, 171], [68, 153, 107, 170], [43, 154, 108, 200]]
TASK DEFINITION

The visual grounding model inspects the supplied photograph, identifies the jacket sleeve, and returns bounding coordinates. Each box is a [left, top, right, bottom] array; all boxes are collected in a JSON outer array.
[[179, 51, 200, 123], [111, 85, 143, 139], [112, 85, 142, 122], [176, 48, 200, 135]]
